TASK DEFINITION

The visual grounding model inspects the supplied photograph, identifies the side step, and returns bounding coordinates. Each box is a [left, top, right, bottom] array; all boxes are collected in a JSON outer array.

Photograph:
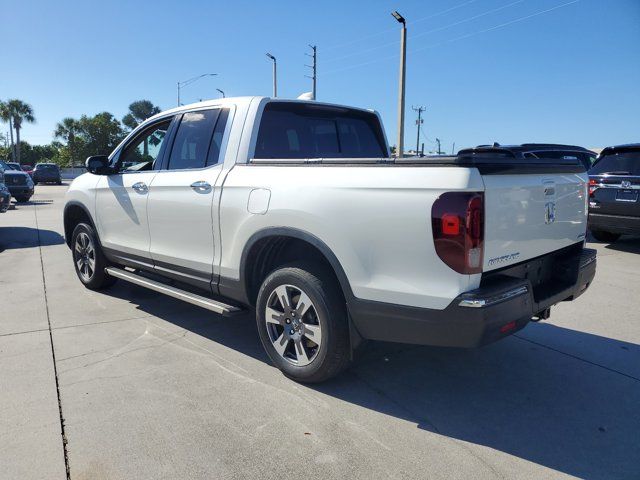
[[105, 267, 242, 316]]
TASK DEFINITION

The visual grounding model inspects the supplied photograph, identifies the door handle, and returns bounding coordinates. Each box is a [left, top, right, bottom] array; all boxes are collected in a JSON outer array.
[[132, 182, 148, 193], [190, 181, 212, 193]]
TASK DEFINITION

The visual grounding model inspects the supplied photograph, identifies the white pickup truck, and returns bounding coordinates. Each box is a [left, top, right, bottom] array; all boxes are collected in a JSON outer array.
[[64, 97, 596, 382]]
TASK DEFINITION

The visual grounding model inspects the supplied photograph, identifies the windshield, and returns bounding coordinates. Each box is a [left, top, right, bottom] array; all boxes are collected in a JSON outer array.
[[589, 150, 640, 176], [7, 163, 20, 170]]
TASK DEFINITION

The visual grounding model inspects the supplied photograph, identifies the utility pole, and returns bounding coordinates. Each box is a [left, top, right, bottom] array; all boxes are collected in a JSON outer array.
[[452, 142, 456, 155], [412, 106, 425, 156], [266, 53, 277, 97], [305, 45, 317, 100], [436, 138, 442, 155], [391, 11, 407, 158]]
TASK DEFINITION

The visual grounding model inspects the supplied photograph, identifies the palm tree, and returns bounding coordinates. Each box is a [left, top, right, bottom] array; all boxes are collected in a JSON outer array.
[[1, 99, 35, 164], [0, 101, 15, 161], [54, 117, 81, 168], [122, 100, 161, 156]]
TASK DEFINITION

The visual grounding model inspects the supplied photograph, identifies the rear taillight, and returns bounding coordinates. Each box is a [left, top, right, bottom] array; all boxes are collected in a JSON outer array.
[[432, 192, 484, 274], [588, 178, 598, 196]]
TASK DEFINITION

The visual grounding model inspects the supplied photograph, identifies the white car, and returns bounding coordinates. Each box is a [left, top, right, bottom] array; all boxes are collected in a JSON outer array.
[[64, 97, 596, 382]]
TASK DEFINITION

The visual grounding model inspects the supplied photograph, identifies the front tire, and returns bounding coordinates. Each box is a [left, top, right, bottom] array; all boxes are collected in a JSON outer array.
[[71, 223, 116, 290], [590, 229, 621, 243], [256, 264, 350, 383], [16, 196, 30, 203]]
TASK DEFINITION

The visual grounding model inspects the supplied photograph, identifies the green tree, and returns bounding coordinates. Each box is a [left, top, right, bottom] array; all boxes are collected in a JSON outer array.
[[122, 100, 161, 130], [53, 112, 125, 167], [54, 117, 82, 167], [78, 112, 124, 156], [0, 99, 35, 164], [122, 100, 160, 156]]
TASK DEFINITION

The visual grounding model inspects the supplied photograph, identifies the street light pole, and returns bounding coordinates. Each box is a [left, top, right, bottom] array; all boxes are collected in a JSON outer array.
[[177, 73, 218, 106], [216, 88, 225, 98], [266, 53, 277, 97], [392, 11, 407, 158]]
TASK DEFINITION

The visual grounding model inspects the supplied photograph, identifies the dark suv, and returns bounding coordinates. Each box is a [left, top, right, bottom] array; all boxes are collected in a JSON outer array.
[[588, 144, 640, 242], [33, 163, 62, 184]]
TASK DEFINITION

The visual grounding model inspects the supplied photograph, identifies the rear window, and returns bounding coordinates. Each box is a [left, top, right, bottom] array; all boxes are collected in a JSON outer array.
[[36, 164, 58, 170], [254, 102, 387, 159], [590, 151, 640, 176]]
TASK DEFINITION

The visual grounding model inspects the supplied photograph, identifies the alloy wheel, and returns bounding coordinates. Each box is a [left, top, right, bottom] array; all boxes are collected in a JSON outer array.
[[74, 232, 96, 282], [265, 284, 322, 366]]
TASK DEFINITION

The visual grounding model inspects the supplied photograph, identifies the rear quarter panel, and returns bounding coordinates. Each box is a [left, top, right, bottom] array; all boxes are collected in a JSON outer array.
[[219, 164, 484, 309]]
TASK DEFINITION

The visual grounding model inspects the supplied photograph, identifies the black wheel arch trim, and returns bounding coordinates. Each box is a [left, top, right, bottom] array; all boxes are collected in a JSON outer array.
[[220, 227, 356, 307], [63, 201, 97, 248]]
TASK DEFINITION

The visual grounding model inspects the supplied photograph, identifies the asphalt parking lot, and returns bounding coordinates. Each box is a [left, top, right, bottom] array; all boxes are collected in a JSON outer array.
[[1, 184, 639, 480]]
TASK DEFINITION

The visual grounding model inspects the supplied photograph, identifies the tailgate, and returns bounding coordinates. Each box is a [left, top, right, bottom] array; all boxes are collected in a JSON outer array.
[[482, 172, 588, 271]]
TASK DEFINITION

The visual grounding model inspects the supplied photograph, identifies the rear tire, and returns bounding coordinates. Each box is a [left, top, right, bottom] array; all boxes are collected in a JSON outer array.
[[256, 264, 350, 383], [16, 196, 29, 203], [590, 229, 621, 243], [71, 222, 117, 290]]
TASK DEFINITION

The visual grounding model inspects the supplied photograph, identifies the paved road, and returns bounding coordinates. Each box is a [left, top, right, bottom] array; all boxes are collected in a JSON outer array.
[[1, 184, 639, 480]]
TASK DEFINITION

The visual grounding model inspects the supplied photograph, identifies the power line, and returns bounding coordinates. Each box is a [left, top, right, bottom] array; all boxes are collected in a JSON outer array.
[[323, 0, 478, 52], [324, 0, 524, 65], [412, 0, 580, 54], [323, 0, 580, 76]]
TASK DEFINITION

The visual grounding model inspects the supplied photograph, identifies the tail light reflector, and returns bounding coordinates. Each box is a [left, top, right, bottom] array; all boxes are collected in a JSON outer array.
[[432, 192, 484, 274], [588, 178, 598, 196]]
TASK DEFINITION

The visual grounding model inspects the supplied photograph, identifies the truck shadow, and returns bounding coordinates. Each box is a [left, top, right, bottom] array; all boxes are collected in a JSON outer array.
[[604, 237, 640, 254], [0, 226, 65, 251], [587, 235, 640, 254], [103, 284, 640, 480]]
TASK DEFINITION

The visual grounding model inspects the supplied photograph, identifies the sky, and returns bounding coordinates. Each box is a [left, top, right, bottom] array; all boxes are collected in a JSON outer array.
[[1, 0, 639, 152]]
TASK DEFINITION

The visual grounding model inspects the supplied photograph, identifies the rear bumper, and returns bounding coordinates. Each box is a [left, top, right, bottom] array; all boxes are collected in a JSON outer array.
[[588, 212, 640, 235], [33, 174, 61, 182], [348, 248, 596, 348]]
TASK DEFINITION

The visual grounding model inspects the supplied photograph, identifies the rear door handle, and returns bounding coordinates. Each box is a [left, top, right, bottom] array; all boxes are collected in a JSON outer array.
[[132, 182, 148, 193], [190, 181, 212, 193]]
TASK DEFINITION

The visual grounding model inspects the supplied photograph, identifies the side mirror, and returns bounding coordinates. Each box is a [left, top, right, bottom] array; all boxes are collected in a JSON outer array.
[[85, 155, 113, 175]]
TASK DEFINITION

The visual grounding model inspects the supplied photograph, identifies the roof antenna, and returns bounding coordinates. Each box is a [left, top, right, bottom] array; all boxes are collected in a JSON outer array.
[[492, 142, 501, 147]]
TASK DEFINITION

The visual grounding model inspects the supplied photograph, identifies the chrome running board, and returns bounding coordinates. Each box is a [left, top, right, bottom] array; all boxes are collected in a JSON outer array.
[[105, 267, 241, 316]]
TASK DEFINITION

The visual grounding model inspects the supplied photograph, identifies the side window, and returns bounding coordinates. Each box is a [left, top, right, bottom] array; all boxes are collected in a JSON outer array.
[[167, 110, 219, 170], [206, 109, 230, 167], [118, 120, 172, 172]]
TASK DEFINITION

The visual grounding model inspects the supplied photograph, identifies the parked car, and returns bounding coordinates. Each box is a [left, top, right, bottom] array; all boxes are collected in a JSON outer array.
[[0, 159, 35, 202], [588, 143, 640, 242], [0, 162, 11, 213], [64, 97, 596, 382], [33, 163, 62, 185], [21, 164, 34, 177]]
